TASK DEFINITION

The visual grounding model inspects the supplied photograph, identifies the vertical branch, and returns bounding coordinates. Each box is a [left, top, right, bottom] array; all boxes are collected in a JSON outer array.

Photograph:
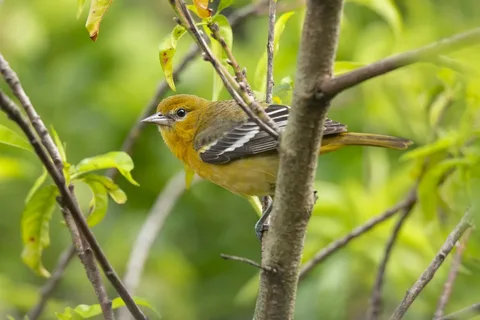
[[254, 0, 344, 318], [390, 211, 472, 320], [434, 228, 472, 319], [265, 0, 276, 103]]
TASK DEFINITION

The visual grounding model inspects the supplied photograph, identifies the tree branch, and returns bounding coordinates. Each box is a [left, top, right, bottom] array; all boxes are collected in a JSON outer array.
[[367, 196, 416, 320], [319, 27, 480, 98], [60, 206, 113, 320], [299, 188, 417, 281], [254, 0, 344, 318], [390, 211, 472, 320], [0, 85, 146, 319], [441, 302, 480, 320], [220, 254, 277, 273], [265, 0, 276, 104], [172, 0, 280, 138], [434, 228, 472, 319]]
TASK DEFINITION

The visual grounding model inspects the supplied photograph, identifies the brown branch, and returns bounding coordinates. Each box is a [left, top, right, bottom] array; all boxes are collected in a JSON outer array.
[[172, 0, 280, 138], [220, 254, 277, 273], [434, 228, 472, 319], [299, 189, 417, 280], [265, 0, 276, 104], [254, 0, 344, 318], [441, 302, 480, 320], [0, 90, 146, 319], [390, 211, 472, 320], [319, 27, 480, 98], [60, 206, 113, 320], [27, 246, 75, 320], [367, 193, 417, 320]]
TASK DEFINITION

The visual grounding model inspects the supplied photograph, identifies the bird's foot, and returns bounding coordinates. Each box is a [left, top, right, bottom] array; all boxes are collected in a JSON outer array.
[[255, 196, 273, 241]]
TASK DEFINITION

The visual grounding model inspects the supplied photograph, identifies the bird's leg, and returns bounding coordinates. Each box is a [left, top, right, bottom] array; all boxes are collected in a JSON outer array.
[[254, 196, 273, 240], [313, 190, 318, 204]]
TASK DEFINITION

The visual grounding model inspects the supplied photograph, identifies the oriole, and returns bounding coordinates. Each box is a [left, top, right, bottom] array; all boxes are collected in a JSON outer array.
[[142, 94, 412, 236]]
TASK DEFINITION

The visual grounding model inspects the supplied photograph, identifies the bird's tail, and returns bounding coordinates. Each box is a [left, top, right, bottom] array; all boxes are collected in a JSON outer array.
[[320, 132, 413, 154]]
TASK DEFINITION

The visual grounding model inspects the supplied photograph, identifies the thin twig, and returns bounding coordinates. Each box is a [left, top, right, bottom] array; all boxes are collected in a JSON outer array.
[[27, 246, 75, 320], [434, 228, 472, 319], [319, 27, 480, 98], [220, 254, 276, 273], [265, 0, 276, 104], [0, 91, 146, 320], [390, 211, 472, 320], [60, 205, 113, 320], [441, 302, 480, 320], [172, 0, 280, 138], [367, 194, 417, 320], [28, 3, 270, 318], [299, 189, 417, 281]]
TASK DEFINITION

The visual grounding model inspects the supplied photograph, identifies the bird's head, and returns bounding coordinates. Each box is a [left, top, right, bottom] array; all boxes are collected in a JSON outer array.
[[142, 94, 209, 142]]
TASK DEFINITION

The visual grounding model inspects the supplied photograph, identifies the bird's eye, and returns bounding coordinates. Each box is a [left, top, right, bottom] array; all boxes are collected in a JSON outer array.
[[176, 108, 187, 118]]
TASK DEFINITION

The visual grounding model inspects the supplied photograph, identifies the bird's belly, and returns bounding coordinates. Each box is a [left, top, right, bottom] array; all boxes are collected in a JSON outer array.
[[193, 155, 279, 197]]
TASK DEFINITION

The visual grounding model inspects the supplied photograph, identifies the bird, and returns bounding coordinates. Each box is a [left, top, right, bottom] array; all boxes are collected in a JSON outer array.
[[142, 94, 412, 238]]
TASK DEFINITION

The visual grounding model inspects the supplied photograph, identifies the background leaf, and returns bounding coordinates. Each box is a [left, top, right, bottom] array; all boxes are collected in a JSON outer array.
[[81, 174, 127, 204], [0, 125, 33, 152], [21, 185, 58, 278], [159, 25, 187, 91], [74, 151, 139, 186], [55, 296, 160, 319], [85, 0, 113, 41], [83, 179, 108, 227]]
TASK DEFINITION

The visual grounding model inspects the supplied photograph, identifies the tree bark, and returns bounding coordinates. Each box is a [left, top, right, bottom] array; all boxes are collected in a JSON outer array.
[[254, 0, 344, 319]]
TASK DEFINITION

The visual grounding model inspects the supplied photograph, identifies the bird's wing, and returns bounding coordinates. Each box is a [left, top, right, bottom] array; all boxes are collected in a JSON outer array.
[[199, 104, 347, 164]]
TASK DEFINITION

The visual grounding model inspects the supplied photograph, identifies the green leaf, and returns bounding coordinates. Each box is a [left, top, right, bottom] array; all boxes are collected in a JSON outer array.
[[50, 126, 67, 163], [0, 125, 33, 152], [334, 61, 365, 75], [74, 151, 139, 186], [209, 15, 233, 101], [247, 196, 262, 217], [348, 0, 402, 36], [418, 158, 471, 220], [85, 0, 113, 41], [83, 180, 108, 227], [159, 25, 187, 91], [21, 185, 59, 278], [25, 169, 48, 204], [77, 0, 86, 19], [55, 296, 160, 319], [216, 0, 233, 15], [81, 174, 127, 204], [254, 12, 295, 93]]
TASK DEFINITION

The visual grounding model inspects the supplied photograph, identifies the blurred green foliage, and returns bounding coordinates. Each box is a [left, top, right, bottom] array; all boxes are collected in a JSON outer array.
[[1, 0, 480, 319]]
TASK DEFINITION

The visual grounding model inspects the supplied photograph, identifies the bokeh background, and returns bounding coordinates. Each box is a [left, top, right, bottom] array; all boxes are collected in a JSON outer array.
[[1, 0, 480, 319]]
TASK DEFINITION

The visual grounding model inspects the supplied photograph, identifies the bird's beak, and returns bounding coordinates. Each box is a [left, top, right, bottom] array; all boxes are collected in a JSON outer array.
[[141, 113, 171, 126]]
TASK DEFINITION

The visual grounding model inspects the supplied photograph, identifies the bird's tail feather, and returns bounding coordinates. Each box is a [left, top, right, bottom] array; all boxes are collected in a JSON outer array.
[[320, 132, 413, 154]]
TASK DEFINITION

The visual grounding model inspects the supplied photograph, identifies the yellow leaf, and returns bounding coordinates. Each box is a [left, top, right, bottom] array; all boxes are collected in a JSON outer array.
[[85, 0, 113, 41], [193, 0, 212, 18]]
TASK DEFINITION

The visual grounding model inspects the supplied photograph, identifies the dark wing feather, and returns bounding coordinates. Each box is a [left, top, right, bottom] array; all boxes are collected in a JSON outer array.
[[199, 105, 347, 164]]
